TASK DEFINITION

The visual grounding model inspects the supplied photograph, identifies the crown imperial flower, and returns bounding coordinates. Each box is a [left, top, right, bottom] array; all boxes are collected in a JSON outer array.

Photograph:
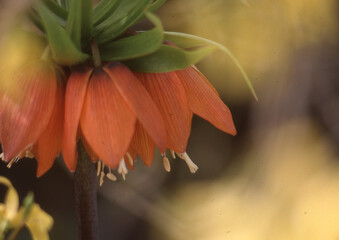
[[0, 1, 258, 238], [0, 0, 255, 181]]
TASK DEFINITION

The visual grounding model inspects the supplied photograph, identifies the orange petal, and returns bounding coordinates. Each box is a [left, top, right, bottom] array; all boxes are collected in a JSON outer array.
[[33, 80, 65, 177], [104, 63, 166, 152], [176, 67, 237, 135], [80, 133, 99, 163], [80, 68, 136, 169], [62, 66, 92, 171], [135, 72, 191, 153], [130, 122, 155, 166], [0, 61, 57, 161]]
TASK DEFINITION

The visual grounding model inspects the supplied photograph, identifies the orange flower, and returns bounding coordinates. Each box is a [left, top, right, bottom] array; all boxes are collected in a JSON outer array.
[[0, 60, 236, 179], [130, 66, 237, 173], [0, 60, 64, 177], [62, 62, 167, 177]]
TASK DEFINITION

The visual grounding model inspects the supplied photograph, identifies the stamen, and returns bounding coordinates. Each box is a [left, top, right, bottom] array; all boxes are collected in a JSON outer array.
[[96, 161, 101, 176], [118, 158, 128, 180], [25, 150, 34, 159], [0, 153, 4, 161], [176, 152, 198, 173], [106, 168, 117, 182], [99, 171, 105, 186], [126, 152, 134, 166], [162, 156, 171, 172], [7, 157, 19, 168], [170, 150, 176, 159]]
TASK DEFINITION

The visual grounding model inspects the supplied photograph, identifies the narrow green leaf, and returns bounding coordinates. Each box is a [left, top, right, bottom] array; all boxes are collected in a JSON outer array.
[[164, 32, 258, 100], [66, 0, 93, 47], [65, 0, 82, 49], [94, 0, 152, 44], [93, 0, 120, 26], [100, 12, 163, 61], [81, 0, 93, 42], [148, 0, 167, 12], [124, 44, 215, 73], [31, 2, 67, 29], [58, 0, 71, 10], [42, 0, 68, 20], [36, 3, 89, 65], [27, 11, 45, 32]]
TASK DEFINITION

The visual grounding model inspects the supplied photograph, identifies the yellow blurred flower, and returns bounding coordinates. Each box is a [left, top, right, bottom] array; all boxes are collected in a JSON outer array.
[[0, 176, 53, 240]]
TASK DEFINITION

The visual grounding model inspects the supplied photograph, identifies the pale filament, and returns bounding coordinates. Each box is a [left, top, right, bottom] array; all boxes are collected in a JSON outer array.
[[118, 158, 128, 181], [125, 152, 134, 166], [176, 152, 198, 173]]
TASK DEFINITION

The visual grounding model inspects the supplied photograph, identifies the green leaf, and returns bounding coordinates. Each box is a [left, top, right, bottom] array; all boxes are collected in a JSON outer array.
[[164, 32, 258, 100], [94, 0, 153, 44], [93, 0, 120, 26], [124, 44, 215, 73], [36, 3, 89, 66], [100, 12, 163, 61], [58, 0, 71, 10], [65, 0, 82, 49], [42, 0, 68, 20], [66, 0, 93, 47], [148, 0, 167, 12], [81, 0, 93, 43], [27, 11, 45, 32]]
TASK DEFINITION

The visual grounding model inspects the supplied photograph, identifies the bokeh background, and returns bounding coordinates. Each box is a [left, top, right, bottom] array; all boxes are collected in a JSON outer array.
[[1, 0, 339, 239]]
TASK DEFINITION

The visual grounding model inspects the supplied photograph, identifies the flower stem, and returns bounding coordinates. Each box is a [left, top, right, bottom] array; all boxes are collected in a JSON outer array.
[[74, 141, 98, 240], [91, 39, 101, 67]]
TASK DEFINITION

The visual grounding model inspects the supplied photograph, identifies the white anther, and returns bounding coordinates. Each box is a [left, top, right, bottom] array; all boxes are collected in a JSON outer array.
[[96, 161, 101, 176], [0, 153, 4, 161], [118, 158, 128, 180], [106, 168, 117, 181], [176, 152, 198, 173], [162, 156, 171, 172], [170, 150, 176, 159], [126, 152, 134, 166]]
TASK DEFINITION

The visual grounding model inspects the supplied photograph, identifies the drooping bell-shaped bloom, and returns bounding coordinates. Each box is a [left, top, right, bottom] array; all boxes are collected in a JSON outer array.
[[62, 62, 167, 175], [0, 60, 64, 176], [130, 66, 236, 173]]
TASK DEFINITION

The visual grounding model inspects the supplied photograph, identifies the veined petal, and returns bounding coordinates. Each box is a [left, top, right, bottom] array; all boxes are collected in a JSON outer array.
[[0, 61, 56, 161], [135, 72, 191, 153], [62, 66, 92, 171], [176, 67, 237, 135], [104, 62, 166, 152], [33, 80, 65, 177], [130, 122, 155, 166], [81, 132, 99, 163], [80, 68, 136, 169]]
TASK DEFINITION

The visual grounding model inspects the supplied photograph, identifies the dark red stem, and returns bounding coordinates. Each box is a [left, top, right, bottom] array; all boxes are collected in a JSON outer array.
[[74, 141, 98, 240]]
